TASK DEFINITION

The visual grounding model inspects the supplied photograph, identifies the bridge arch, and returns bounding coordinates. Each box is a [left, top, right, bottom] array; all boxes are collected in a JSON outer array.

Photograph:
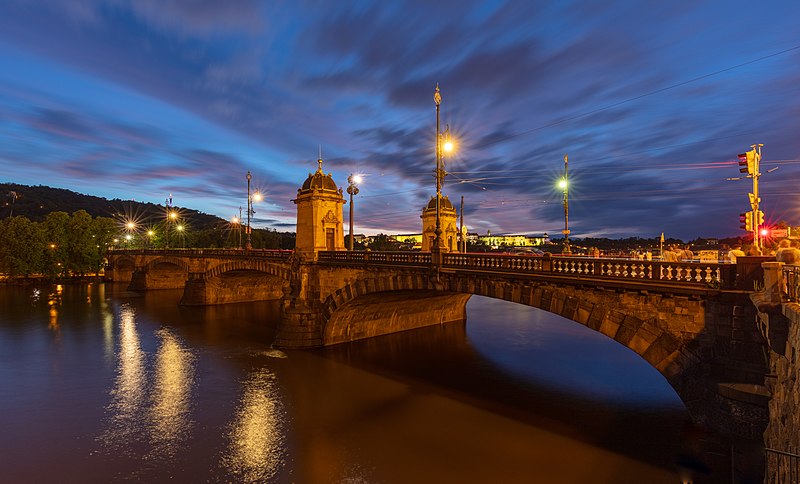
[[110, 255, 136, 282], [205, 259, 291, 282], [180, 260, 292, 306], [145, 256, 190, 273], [321, 273, 697, 407]]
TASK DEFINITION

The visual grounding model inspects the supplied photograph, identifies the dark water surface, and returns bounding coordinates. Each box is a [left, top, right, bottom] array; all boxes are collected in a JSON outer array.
[[0, 283, 699, 483]]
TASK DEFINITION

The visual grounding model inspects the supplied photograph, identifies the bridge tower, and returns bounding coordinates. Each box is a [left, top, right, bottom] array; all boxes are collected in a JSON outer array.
[[421, 195, 458, 252], [293, 157, 346, 259]]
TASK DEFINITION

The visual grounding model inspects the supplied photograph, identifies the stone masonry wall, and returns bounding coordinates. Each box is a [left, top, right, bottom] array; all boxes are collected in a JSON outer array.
[[763, 302, 800, 482]]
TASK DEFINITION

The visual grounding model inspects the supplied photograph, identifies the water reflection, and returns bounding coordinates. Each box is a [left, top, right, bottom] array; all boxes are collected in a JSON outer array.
[[148, 327, 195, 459], [100, 304, 147, 453], [47, 284, 62, 331], [222, 368, 286, 482]]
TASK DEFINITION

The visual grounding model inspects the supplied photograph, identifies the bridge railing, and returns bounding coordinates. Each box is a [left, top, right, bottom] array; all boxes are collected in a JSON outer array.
[[443, 253, 734, 288], [783, 264, 800, 302], [109, 248, 293, 260], [764, 448, 800, 484], [319, 251, 432, 266]]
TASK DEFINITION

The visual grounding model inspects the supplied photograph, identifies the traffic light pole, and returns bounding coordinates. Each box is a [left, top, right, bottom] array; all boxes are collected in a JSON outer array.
[[751, 144, 763, 251], [736, 144, 764, 252]]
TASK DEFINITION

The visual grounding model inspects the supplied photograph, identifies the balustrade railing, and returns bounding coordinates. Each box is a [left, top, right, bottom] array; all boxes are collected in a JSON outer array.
[[110, 249, 736, 288], [319, 251, 431, 266], [110, 248, 292, 260], [443, 253, 730, 288]]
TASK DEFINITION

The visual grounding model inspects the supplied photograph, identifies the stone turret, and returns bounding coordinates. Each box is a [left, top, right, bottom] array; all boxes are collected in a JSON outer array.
[[421, 195, 458, 252], [293, 158, 346, 259]]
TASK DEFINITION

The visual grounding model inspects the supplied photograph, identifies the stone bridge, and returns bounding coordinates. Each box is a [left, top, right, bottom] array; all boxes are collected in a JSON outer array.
[[107, 248, 776, 445]]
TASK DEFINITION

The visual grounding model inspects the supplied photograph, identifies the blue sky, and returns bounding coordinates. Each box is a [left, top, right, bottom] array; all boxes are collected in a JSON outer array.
[[1, 0, 799, 239]]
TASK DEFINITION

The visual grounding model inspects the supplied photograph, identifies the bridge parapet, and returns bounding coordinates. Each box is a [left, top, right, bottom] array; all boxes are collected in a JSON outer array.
[[109, 248, 292, 261], [319, 250, 431, 266], [319, 251, 736, 289], [443, 253, 735, 288]]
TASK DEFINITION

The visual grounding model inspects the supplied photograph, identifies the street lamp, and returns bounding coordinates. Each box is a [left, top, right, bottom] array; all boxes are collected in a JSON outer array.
[[347, 174, 362, 250], [232, 208, 242, 249], [246, 172, 263, 250], [560, 154, 571, 255], [433, 84, 447, 255], [246, 171, 253, 250]]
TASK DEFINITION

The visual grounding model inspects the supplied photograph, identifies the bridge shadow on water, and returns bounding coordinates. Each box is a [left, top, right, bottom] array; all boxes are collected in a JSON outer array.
[[317, 303, 716, 480]]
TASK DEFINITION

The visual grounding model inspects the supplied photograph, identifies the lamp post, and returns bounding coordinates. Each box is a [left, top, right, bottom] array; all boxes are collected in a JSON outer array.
[[246, 171, 253, 250], [433, 84, 445, 255], [560, 154, 571, 255], [234, 206, 243, 249], [347, 174, 361, 250]]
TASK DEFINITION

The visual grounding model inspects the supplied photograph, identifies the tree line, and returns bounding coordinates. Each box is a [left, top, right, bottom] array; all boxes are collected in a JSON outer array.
[[0, 211, 115, 277], [0, 211, 296, 278]]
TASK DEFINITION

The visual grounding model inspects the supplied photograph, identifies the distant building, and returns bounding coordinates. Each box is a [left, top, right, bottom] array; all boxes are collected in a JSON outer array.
[[479, 232, 549, 248]]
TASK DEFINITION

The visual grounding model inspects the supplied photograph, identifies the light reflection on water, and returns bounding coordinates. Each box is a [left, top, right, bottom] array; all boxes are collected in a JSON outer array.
[[100, 304, 147, 453], [148, 327, 195, 459], [221, 368, 286, 482], [98, 303, 199, 466], [0, 285, 703, 482]]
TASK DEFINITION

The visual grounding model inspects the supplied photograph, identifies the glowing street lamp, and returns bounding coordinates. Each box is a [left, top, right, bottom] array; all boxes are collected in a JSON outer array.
[[245, 171, 259, 250], [560, 154, 571, 255], [232, 209, 242, 249], [432, 84, 456, 256], [347, 174, 362, 250]]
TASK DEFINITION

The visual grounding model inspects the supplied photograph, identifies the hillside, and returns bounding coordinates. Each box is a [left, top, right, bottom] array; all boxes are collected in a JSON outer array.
[[1, 183, 226, 230]]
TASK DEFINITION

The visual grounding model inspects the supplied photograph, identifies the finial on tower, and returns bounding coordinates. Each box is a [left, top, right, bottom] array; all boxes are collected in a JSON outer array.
[[434, 83, 441, 106]]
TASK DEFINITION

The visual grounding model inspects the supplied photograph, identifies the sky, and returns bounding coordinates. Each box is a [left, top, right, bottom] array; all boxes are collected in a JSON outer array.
[[0, 0, 799, 240]]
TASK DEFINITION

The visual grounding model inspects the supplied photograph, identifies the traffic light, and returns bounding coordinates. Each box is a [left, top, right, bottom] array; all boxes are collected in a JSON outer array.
[[739, 212, 752, 231], [756, 210, 764, 227], [760, 227, 770, 237], [748, 192, 760, 210], [737, 149, 756, 175]]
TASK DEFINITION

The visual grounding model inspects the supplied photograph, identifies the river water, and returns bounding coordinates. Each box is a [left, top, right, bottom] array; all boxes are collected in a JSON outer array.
[[0, 283, 706, 482]]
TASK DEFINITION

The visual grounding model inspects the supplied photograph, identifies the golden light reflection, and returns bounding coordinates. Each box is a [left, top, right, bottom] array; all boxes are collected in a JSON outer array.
[[100, 304, 146, 450], [222, 368, 286, 482], [47, 285, 63, 330], [148, 327, 195, 458]]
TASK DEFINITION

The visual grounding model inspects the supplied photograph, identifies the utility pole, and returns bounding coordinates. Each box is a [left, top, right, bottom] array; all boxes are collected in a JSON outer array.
[[460, 195, 465, 253]]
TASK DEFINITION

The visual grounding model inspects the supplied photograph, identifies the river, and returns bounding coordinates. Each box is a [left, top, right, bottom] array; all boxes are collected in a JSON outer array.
[[0, 283, 708, 482]]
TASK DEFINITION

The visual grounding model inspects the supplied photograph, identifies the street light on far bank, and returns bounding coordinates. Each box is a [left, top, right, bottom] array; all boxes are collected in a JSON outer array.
[[347, 174, 362, 250]]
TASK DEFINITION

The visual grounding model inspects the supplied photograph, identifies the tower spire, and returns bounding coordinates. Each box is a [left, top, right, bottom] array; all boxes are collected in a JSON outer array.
[[317, 145, 323, 172]]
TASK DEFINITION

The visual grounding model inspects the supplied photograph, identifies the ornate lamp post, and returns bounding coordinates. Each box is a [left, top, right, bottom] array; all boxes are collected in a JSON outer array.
[[433, 84, 444, 255], [559, 154, 571, 255], [347, 174, 361, 250], [246, 171, 253, 250]]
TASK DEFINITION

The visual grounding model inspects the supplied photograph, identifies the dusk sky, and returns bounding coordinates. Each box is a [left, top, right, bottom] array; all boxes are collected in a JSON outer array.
[[1, 1, 799, 240]]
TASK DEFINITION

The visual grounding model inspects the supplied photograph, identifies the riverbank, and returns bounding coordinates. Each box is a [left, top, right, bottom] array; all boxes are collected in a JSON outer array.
[[0, 274, 105, 285]]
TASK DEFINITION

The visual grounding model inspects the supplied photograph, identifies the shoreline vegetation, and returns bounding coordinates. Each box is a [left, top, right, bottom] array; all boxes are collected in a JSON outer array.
[[0, 274, 105, 285]]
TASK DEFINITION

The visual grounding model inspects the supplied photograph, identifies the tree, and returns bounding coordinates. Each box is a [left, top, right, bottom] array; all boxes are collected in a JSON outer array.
[[0, 216, 45, 276], [42, 211, 70, 277]]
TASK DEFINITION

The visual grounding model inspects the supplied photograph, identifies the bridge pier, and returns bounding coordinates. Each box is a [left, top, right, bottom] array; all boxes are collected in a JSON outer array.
[[128, 266, 148, 291]]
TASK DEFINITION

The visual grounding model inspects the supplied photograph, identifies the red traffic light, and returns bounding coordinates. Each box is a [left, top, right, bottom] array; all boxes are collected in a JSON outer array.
[[737, 153, 748, 173]]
